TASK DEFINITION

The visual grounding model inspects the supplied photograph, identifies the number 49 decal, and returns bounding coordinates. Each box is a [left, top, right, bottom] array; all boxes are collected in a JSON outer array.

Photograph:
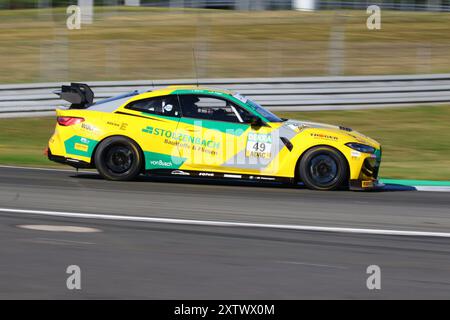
[[246, 133, 272, 159], [252, 142, 266, 152]]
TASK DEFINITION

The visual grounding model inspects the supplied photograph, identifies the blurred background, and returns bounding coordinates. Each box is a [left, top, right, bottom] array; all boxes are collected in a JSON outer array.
[[2, 1, 450, 301], [0, 0, 449, 82], [0, 1, 449, 180]]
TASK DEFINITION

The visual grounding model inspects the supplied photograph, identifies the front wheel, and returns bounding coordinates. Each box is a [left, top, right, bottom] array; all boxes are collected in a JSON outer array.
[[299, 146, 348, 191], [94, 136, 143, 181]]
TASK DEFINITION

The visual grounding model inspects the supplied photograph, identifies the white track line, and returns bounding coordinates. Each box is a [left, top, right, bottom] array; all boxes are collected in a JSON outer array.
[[1, 207, 450, 238]]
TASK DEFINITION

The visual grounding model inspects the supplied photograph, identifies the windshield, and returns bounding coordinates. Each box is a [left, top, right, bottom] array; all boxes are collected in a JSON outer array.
[[233, 93, 283, 122]]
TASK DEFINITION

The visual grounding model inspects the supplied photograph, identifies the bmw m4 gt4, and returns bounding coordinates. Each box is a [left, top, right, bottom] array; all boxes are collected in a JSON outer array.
[[47, 83, 382, 191]]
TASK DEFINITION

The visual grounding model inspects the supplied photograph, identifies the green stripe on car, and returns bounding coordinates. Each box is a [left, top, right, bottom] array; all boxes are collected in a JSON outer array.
[[144, 151, 186, 170], [64, 135, 98, 158]]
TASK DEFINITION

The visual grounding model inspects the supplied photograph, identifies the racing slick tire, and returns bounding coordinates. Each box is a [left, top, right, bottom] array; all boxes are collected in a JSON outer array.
[[299, 146, 348, 191], [94, 136, 143, 181]]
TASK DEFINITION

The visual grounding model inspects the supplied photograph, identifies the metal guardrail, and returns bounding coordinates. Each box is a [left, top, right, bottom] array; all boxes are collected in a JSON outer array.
[[320, 1, 450, 12], [1, 74, 450, 117]]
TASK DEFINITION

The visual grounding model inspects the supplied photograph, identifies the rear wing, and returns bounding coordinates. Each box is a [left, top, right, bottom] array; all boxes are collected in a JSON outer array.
[[54, 83, 94, 109]]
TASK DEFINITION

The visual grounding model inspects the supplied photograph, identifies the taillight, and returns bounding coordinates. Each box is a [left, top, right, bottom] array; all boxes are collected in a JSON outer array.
[[57, 116, 84, 126]]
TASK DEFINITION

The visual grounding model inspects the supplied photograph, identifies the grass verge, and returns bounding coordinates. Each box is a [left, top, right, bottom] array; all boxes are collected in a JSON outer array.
[[0, 7, 449, 83]]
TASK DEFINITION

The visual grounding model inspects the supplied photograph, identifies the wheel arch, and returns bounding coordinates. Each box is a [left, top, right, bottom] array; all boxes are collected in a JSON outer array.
[[91, 134, 146, 172], [294, 144, 350, 184]]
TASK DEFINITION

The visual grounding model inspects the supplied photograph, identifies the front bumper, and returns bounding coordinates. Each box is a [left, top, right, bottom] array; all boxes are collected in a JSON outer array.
[[349, 179, 384, 191], [349, 152, 382, 191]]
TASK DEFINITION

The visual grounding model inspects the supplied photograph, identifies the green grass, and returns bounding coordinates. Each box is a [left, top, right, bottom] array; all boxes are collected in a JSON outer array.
[[0, 7, 449, 83], [0, 117, 59, 167], [1, 105, 449, 180]]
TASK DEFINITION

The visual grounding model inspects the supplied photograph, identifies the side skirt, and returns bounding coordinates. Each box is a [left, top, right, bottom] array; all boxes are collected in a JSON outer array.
[[146, 169, 294, 184]]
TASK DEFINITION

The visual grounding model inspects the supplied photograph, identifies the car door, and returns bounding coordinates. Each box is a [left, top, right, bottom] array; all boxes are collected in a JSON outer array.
[[175, 94, 277, 175], [122, 94, 184, 170]]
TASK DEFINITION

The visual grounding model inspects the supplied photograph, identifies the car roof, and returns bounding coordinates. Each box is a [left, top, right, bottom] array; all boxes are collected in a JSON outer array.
[[135, 85, 235, 100], [89, 85, 238, 113]]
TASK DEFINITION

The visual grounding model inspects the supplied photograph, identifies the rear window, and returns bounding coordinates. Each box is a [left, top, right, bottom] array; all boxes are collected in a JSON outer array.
[[125, 95, 181, 117]]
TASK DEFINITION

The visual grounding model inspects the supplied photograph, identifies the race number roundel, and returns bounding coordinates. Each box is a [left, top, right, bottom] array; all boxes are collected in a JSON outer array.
[[246, 133, 272, 159]]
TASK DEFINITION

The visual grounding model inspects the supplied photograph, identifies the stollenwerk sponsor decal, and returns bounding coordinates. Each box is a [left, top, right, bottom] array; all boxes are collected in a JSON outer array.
[[142, 126, 221, 149], [164, 138, 219, 157]]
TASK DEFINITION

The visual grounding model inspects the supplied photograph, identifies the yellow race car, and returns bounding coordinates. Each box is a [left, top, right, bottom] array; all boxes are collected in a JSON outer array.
[[47, 83, 382, 191]]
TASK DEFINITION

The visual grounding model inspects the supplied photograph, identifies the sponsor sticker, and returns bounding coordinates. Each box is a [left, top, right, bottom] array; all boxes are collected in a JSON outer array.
[[74, 143, 88, 152], [199, 172, 215, 177], [81, 123, 96, 132], [107, 121, 120, 127], [310, 133, 338, 141], [224, 174, 242, 179], [171, 170, 190, 176], [142, 126, 220, 149], [232, 93, 248, 104], [163, 103, 173, 112], [287, 124, 303, 132], [150, 160, 172, 167], [246, 133, 272, 159], [256, 176, 276, 181], [351, 150, 362, 158], [362, 180, 374, 188]]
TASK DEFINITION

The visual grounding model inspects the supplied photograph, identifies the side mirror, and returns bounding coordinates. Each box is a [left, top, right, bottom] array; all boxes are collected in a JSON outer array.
[[248, 116, 264, 127]]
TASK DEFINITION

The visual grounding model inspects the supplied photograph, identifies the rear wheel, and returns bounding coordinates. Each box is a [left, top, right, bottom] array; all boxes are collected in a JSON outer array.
[[299, 146, 348, 191], [94, 136, 143, 181]]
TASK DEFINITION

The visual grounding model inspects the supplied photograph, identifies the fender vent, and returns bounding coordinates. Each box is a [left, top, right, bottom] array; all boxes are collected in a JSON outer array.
[[280, 137, 293, 151]]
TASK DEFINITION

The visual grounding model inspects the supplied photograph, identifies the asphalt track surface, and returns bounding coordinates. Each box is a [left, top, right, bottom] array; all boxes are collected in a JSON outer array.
[[1, 166, 450, 299]]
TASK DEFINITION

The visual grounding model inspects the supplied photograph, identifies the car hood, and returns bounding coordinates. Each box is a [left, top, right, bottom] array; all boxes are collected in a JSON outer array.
[[282, 119, 380, 148]]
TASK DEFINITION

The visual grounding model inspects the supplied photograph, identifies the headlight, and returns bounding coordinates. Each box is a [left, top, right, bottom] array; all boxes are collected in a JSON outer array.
[[345, 142, 376, 154]]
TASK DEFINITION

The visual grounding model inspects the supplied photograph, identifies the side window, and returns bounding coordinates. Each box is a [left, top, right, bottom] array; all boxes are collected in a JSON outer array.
[[125, 95, 180, 117], [178, 95, 254, 123]]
